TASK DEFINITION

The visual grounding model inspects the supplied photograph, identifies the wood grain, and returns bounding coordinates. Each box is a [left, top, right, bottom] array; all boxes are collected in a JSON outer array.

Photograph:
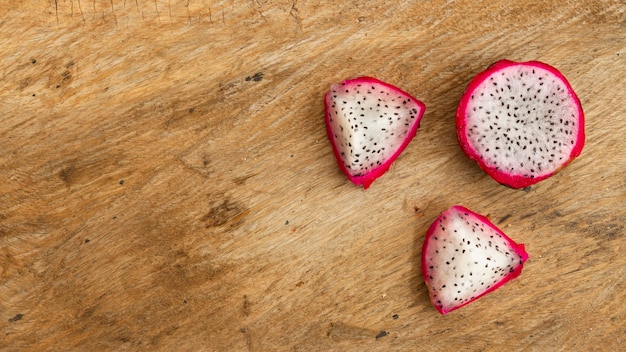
[[1, 1, 624, 350]]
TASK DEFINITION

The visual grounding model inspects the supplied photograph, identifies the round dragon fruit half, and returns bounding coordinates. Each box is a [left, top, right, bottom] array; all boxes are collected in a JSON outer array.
[[456, 60, 585, 188]]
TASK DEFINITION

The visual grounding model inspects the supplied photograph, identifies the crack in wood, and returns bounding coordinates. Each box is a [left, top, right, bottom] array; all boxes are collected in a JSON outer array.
[[54, 0, 59, 25], [185, 0, 191, 24], [154, 0, 160, 23], [168, 0, 173, 24], [77, 0, 85, 22], [290, 0, 302, 30], [110, 0, 118, 25]]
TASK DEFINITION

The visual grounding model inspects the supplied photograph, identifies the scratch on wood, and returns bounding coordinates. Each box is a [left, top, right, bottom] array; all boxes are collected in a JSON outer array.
[[111, 0, 118, 25], [77, 0, 85, 22], [185, 0, 191, 24], [155, 0, 160, 23], [520, 212, 536, 220], [167, 0, 172, 24], [54, 0, 59, 25], [240, 326, 253, 351], [252, 0, 268, 23], [124, 0, 130, 25], [290, 0, 302, 30], [135, 0, 143, 20]]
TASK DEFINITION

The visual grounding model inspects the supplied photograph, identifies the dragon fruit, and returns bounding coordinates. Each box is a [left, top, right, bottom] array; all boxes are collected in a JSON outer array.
[[456, 60, 585, 188], [422, 205, 529, 314], [324, 77, 426, 189]]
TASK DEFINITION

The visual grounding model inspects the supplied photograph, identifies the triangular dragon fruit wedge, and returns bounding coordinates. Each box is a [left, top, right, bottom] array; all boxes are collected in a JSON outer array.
[[456, 60, 585, 188], [422, 205, 529, 314], [324, 77, 426, 189]]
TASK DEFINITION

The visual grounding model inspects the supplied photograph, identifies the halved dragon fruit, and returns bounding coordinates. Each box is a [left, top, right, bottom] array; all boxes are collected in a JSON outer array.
[[422, 205, 528, 314], [324, 77, 426, 189], [456, 60, 585, 188]]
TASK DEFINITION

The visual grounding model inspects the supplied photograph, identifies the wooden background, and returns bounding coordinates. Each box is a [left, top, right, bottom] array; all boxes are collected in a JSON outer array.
[[1, 1, 624, 351]]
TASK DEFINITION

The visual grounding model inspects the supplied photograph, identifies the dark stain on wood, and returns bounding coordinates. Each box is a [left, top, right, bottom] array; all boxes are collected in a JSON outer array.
[[243, 295, 251, 316], [202, 199, 249, 228], [498, 214, 512, 224], [233, 174, 257, 185], [375, 330, 388, 339], [59, 165, 76, 185], [8, 313, 24, 323], [245, 72, 263, 82]]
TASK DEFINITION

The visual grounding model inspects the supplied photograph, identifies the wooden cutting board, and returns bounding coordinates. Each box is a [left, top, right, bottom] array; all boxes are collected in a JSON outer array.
[[1, 1, 624, 350]]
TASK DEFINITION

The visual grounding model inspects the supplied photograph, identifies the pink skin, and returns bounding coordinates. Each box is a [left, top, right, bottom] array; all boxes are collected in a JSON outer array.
[[456, 60, 585, 188], [422, 205, 529, 314], [324, 77, 426, 189]]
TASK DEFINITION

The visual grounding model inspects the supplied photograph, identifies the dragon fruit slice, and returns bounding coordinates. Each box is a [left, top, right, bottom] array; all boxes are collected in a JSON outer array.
[[324, 77, 426, 189], [456, 60, 585, 188], [422, 205, 529, 314]]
